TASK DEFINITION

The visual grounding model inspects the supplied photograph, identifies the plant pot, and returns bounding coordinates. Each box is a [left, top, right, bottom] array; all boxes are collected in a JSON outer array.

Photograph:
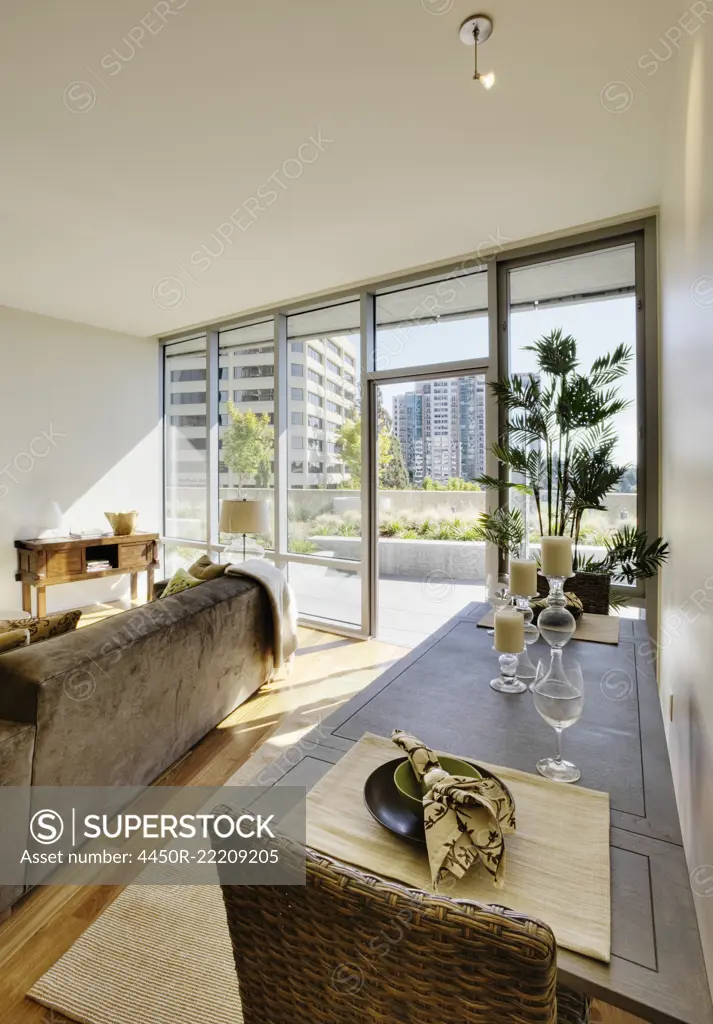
[[536, 571, 611, 615]]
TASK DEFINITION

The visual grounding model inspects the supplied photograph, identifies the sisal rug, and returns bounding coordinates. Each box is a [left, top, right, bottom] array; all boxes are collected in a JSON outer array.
[[307, 733, 611, 963], [30, 883, 242, 1024]]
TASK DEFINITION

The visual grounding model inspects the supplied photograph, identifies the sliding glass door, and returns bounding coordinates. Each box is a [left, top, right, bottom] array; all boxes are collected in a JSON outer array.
[[374, 373, 488, 646]]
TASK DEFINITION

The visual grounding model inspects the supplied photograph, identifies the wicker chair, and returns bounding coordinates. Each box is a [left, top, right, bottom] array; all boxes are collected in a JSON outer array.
[[218, 846, 590, 1024]]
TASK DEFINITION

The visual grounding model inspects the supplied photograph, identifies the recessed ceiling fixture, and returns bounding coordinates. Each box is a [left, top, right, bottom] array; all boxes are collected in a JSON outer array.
[[459, 14, 496, 90]]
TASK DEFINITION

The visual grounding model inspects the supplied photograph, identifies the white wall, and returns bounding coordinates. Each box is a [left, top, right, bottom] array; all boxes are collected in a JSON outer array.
[[0, 306, 161, 611], [659, 22, 713, 993]]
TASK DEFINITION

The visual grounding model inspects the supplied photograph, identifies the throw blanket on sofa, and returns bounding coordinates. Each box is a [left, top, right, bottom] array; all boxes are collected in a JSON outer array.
[[225, 560, 298, 671]]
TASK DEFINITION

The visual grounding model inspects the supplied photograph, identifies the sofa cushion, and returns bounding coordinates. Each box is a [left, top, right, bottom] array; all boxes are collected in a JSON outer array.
[[0, 628, 30, 654], [161, 568, 203, 598], [0, 610, 81, 644], [188, 554, 228, 582]]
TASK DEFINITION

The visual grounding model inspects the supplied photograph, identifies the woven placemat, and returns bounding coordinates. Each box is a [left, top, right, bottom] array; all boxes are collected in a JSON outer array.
[[307, 733, 611, 963], [477, 610, 620, 645]]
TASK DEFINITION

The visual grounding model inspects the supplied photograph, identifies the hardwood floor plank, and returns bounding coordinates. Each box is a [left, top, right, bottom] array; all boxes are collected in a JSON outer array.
[[591, 1000, 647, 1023]]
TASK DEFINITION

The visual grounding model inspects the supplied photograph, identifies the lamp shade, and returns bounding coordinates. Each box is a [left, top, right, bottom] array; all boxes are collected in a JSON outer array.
[[37, 499, 64, 538], [220, 499, 270, 535]]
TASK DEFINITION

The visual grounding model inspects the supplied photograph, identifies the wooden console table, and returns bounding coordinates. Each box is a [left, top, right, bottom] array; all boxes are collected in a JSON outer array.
[[15, 533, 159, 616]]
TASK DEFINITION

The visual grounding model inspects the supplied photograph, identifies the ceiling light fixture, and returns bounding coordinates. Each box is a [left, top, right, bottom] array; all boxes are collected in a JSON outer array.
[[459, 14, 495, 90]]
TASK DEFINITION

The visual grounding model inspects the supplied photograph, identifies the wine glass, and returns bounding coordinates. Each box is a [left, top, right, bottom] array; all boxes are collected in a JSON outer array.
[[486, 573, 510, 636], [532, 659, 584, 783]]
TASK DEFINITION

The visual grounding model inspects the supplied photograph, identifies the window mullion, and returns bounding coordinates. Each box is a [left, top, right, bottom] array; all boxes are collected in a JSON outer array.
[[274, 313, 288, 563], [206, 329, 219, 548]]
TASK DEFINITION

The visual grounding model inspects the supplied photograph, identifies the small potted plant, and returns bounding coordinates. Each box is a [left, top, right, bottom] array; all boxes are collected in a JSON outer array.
[[474, 329, 668, 612]]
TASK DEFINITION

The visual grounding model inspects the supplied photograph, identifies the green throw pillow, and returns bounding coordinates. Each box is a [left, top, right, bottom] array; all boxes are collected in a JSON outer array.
[[188, 554, 228, 581], [160, 568, 203, 598]]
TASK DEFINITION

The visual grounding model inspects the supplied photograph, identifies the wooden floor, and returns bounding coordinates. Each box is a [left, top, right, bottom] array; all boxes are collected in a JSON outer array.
[[0, 601, 644, 1023]]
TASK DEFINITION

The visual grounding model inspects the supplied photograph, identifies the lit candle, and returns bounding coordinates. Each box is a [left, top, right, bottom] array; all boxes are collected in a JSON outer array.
[[494, 609, 524, 654], [540, 536, 573, 578], [510, 558, 538, 597]]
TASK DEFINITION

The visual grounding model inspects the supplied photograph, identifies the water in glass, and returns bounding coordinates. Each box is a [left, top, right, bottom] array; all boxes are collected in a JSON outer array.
[[533, 660, 584, 783]]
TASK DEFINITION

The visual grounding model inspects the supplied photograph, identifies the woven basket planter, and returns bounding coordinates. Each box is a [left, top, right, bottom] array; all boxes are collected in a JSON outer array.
[[536, 571, 611, 615]]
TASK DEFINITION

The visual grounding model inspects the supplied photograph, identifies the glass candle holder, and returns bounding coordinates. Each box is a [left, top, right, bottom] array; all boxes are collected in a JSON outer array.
[[510, 594, 540, 682], [491, 609, 526, 694], [537, 575, 576, 684], [490, 650, 527, 694]]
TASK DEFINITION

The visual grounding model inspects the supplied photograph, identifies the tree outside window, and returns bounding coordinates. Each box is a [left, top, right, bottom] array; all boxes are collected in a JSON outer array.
[[222, 403, 273, 496]]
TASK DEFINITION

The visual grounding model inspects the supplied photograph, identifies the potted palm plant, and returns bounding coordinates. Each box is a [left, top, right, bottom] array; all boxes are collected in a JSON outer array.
[[475, 329, 668, 613]]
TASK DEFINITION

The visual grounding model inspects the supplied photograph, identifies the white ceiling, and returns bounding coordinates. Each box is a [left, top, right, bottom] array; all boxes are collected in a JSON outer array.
[[0, 0, 681, 337]]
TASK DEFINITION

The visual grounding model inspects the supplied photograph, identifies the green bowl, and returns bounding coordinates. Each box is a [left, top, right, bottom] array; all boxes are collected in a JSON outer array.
[[394, 755, 482, 811]]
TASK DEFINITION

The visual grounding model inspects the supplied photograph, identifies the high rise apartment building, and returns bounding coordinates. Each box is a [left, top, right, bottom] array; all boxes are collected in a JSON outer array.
[[393, 376, 486, 486], [166, 334, 359, 494]]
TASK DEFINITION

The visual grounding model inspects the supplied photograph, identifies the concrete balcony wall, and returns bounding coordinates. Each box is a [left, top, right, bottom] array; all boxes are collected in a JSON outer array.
[[311, 535, 486, 580]]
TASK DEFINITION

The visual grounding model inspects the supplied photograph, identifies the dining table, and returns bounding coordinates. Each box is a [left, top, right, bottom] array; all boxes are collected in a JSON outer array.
[[264, 602, 713, 1024]]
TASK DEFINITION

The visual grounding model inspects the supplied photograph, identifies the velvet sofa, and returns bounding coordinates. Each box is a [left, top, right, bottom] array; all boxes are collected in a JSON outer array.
[[0, 575, 274, 913]]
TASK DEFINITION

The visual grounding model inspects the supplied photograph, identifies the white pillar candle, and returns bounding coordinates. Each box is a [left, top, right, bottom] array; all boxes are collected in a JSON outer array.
[[510, 559, 538, 596], [540, 536, 573, 578], [494, 610, 524, 654]]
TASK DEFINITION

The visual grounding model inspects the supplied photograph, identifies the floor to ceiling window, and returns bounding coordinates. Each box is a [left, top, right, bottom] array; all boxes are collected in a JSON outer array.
[[160, 219, 656, 638], [218, 319, 275, 552], [285, 300, 363, 629], [163, 335, 208, 576], [504, 240, 644, 598]]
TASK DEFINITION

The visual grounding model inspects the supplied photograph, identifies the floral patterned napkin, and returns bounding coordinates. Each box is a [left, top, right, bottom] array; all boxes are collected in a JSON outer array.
[[392, 729, 516, 889]]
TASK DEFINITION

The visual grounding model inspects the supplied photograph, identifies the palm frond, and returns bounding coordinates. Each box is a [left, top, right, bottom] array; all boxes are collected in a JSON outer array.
[[475, 474, 534, 496], [586, 527, 670, 584], [491, 442, 530, 475], [473, 508, 525, 556], [589, 344, 633, 386], [523, 328, 579, 376]]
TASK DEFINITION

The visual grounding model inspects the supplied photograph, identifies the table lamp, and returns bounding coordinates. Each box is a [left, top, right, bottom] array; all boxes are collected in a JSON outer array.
[[219, 498, 270, 562], [37, 499, 64, 539]]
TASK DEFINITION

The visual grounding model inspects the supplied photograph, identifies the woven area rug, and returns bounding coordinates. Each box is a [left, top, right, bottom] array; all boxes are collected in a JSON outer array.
[[30, 884, 242, 1024]]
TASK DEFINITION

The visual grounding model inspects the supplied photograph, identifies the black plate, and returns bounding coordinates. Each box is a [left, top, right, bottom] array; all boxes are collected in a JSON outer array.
[[364, 756, 506, 845], [364, 758, 427, 844]]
